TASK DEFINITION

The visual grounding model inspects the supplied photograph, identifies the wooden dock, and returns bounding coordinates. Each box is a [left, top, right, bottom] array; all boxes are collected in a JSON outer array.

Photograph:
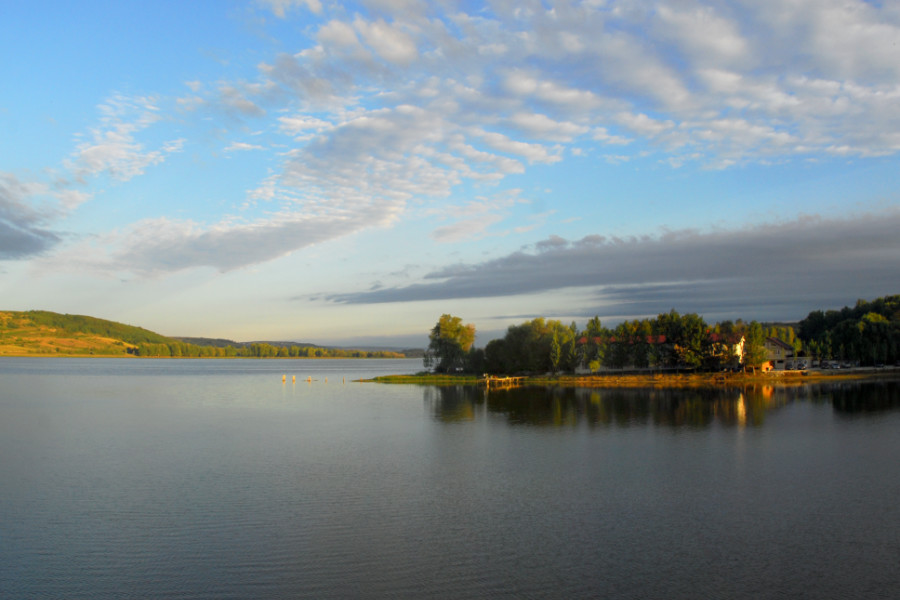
[[480, 376, 527, 389]]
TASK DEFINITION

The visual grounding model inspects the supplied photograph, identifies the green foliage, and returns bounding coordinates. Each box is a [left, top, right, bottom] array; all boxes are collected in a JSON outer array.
[[742, 321, 767, 368], [134, 340, 404, 359], [651, 310, 708, 369], [466, 347, 486, 374], [424, 314, 476, 373], [25, 310, 171, 345], [549, 331, 561, 373], [483, 311, 757, 374], [797, 295, 900, 365], [0, 310, 404, 359]]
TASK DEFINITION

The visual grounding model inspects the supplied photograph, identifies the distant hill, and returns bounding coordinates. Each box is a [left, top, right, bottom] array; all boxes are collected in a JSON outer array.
[[0, 311, 414, 359], [173, 337, 323, 349], [0, 310, 169, 356], [173, 337, 422, 355]]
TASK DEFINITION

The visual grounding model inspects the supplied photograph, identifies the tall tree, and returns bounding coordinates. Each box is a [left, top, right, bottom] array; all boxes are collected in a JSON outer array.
[[743, 321, 767, 370], [424, 314, 476, 373], [549, 330, 561, 373]]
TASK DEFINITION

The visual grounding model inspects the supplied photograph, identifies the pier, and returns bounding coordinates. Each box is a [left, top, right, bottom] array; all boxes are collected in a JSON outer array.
[[480, 376, 526, 389]]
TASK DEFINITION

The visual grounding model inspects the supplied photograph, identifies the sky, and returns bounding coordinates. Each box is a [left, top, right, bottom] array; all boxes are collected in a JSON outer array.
[[2, 0, 899, 347]]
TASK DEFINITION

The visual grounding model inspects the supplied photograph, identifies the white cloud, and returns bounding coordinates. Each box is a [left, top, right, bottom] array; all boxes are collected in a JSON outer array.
[[614, 112, 675, 138], [244, 0, 900, 182], [592, 127, 631, 145], [27, 0, 900, 277], [428, 190, 525, 243], [66, 94, 181, 182], [653, 3, 751, 68], [259, 0, 322, 18], [508, 112, 588, 142], [217, 84, 267, 118], [430, 213, 504, 243], [479, 131, 561, 164], [277, 115, 333, 139], [353, 17, 418, 65], [317, 19, 369, 60], [95, 197, 404, 275], [225, 142, 265, 153], [503, 70, 610, 113]]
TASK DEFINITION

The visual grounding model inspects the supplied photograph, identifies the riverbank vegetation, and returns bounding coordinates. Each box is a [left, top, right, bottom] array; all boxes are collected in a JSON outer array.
[[421, 295, 900, 377], [368, 367, 897, 388]]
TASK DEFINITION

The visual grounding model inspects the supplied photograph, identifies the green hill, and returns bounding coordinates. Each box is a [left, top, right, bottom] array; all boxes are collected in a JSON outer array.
[[0, 310, 409, 359], [0, 310, 169, 356]]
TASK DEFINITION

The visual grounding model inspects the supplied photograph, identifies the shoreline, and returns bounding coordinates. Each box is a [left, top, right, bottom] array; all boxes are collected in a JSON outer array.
[[0, 353, 411, 360], [367, 368, 900, 388]]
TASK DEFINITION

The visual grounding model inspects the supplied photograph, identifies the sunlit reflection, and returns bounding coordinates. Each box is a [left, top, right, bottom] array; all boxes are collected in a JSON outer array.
[[736, 392, 747, 427], [422, 380, 900, 428]]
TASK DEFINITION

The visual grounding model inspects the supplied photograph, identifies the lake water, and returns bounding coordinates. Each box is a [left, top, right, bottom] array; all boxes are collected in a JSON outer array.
[[2, 358, 899, 599]]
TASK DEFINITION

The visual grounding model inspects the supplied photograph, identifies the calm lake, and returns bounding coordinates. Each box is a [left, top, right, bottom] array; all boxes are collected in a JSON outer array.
[[2, 358, 899, 599]]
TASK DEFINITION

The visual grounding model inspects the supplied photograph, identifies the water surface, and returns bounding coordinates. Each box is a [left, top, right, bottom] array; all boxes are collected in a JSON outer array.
[[2, 359, 898, 599]]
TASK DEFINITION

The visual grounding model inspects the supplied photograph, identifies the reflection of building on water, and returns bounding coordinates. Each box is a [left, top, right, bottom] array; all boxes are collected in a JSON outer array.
[[736, 392, 746, 426], [421, 381, 899, 427], [481, 376, 526, 389]]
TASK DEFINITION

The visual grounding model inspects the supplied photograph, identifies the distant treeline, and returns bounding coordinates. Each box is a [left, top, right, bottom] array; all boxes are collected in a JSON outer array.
[[475, 311, 763, 375], [798, 295, 900, 365], [133, 341, 405, 359], [434, 294, 900, 375]]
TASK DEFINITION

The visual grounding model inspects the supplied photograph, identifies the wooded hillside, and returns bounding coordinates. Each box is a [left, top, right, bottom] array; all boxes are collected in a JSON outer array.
[[0, 310, 162, 356], [0, 310, 408, 359]]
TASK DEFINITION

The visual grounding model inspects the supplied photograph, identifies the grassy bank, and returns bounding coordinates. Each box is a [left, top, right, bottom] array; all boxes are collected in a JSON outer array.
[[367, 373, 481, 384], [366, 368, 899, 388]]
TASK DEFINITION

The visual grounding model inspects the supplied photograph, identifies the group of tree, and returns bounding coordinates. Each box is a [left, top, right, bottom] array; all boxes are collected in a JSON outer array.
[[798, 295, 900, 366], [424, 295, 900, 375], [425, 311, 774, 375], [423, 314, 477, 372], [134, 340, 405, 359]]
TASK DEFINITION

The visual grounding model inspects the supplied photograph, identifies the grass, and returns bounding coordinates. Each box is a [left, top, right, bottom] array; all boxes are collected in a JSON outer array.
[[365, 369, 898, 388], [365, 372, 481, 384], [0, 312, 136, 357]]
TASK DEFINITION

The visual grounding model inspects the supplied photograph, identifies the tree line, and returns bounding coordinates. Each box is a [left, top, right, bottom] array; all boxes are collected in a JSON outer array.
[[425, 294, 900, 374], [133, 341, 405, 359], [482, 312, 767, 374], [798, 295, 900, 366]]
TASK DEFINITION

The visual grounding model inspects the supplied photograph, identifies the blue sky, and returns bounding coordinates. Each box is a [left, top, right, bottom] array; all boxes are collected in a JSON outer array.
[[2, 0, 899, 347]]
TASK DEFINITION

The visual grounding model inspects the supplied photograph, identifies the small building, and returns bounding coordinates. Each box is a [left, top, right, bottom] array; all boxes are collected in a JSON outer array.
[[709, 333, 745, 368], [763, 337, 794, 371]]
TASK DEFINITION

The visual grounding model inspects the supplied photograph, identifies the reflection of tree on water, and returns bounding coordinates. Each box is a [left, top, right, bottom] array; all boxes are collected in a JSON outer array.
[[424, 385, 484, 422], [418, 382, 890, 428], [485, 386, 778, 428], [811, 380, 900, 415]]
